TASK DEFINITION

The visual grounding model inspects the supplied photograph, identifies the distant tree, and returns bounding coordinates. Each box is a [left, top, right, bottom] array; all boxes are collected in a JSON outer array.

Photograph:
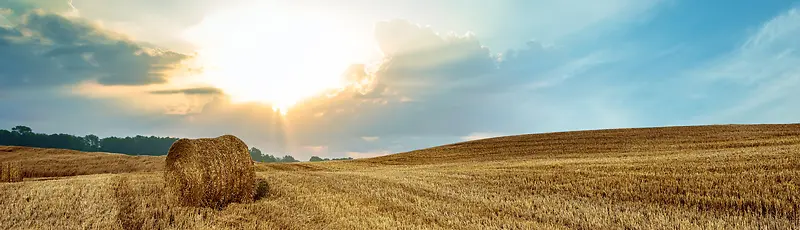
[[309, 156, 325, 162], [245, 147, 288, 163], [84, 134, 100, 150], [11, 125, 32, 134], [97, 135, 178, 155], [0, 125, 303, 160], [249, 147, 263, 162], [0, 129, 11, 145], [262, 154, 278, 163], [1, 126, 178, 155], [307, 156, 353, 162], [279, 155, 299, 162]]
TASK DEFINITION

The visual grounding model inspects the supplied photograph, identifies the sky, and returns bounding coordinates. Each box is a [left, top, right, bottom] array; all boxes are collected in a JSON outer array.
[[2, 0, 800, 160]]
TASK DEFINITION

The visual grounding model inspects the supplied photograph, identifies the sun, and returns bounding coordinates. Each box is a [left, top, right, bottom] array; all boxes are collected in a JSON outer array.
[[183, 4, 369, 114]]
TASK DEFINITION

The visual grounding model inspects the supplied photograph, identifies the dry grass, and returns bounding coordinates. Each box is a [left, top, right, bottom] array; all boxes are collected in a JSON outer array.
[[164, 135, 256, 209], [0, 146, 163, 178], [366, 124, 800, 165], [1, 124, 799, 229]]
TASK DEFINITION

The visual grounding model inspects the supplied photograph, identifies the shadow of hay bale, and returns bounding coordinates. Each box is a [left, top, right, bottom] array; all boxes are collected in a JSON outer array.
[[164, 135, 256, 209], [254, 177, 269, 200]]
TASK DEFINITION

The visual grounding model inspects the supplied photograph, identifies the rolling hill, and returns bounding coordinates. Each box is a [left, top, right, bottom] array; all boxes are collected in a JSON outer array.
[[1, 124, 799, 229]]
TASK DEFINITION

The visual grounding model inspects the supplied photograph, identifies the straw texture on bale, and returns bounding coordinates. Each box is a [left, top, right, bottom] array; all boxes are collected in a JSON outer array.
[[164, 135, 256, 208], [1, 161, 23, 183]]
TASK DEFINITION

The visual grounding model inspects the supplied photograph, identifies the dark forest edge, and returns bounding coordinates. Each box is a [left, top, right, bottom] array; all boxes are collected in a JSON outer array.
[[0, 125, 351, 163]]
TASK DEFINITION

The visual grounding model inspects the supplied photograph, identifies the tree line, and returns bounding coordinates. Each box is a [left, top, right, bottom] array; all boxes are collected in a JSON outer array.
[[309, 156, 354, 162], [0, 125, 176, 156], [1, 125, 354, 163], [248, 147, 299, 163], [248, 148, 354, 163]]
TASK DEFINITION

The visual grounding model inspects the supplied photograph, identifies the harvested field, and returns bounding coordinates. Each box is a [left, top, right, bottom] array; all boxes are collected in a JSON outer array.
[[1, 124, 799, 229], [0, 146, 163, 178]]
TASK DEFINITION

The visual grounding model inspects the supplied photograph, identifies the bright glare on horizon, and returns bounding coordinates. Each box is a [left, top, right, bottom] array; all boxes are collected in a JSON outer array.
[[183, 4, 371, 114]]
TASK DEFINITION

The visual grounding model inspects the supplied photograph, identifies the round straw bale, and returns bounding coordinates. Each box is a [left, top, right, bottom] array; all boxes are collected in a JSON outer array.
[[164, 135, 256, 208]]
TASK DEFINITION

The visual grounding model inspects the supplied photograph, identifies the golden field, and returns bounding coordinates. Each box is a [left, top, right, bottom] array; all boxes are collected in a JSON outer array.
[[1, 124, 799, 229]]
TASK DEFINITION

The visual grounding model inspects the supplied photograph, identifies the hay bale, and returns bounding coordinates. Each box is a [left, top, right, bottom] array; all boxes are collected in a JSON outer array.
[[164, 135, 256, 208], [0, 161, 23, 183]]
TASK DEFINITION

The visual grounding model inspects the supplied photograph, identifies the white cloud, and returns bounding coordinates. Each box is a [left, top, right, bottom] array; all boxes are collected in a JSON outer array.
[[691, 7, 800, 123], [521, 51, 620, 90], [361, 136, 380, 142], [303, 145, 328, 153]]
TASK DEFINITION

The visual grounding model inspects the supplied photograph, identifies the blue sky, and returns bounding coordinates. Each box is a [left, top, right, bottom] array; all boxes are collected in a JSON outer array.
[[1, 0, 799, 159]]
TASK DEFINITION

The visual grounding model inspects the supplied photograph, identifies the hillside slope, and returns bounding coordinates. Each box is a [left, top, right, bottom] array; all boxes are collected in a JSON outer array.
[[0, 146, 163, 178], [366, 124, 800, 164]]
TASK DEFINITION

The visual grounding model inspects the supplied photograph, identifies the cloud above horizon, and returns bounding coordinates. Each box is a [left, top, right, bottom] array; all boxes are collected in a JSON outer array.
[[0, 3, 192, 89], [689, 7, 800, 124], [2, 0, 800, 161], [150, 87, 224, 95]]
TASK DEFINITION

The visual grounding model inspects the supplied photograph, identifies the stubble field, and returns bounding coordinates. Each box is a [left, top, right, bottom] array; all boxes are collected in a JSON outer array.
[[1, 124, 799, 229]]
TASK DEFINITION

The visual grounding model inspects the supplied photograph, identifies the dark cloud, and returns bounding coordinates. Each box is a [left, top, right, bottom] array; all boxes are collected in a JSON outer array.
[[150, 87, 224, 95], [0, 4, 191, 89], [1, 0, 75, 15]]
